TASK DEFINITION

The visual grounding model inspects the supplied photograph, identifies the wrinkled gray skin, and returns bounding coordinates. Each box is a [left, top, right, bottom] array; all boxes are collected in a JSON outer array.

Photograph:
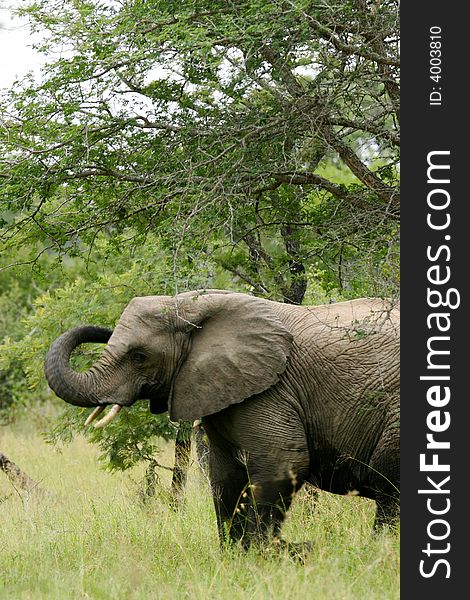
[[45, 290, 400, 548]]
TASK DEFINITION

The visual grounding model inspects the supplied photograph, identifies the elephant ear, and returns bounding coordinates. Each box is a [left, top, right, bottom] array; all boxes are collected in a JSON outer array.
[[169, 293, 293, 421]]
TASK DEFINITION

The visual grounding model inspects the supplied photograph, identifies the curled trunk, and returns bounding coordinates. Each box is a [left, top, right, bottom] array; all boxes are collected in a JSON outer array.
[[45, 326, 112, 407]]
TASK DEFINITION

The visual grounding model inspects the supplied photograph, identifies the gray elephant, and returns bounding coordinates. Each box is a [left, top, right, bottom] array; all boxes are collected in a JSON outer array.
[[45, 290, 400, 548]]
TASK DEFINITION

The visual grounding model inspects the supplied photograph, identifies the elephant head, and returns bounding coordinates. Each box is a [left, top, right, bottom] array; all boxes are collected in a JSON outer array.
[[45, 290, 293, 426]]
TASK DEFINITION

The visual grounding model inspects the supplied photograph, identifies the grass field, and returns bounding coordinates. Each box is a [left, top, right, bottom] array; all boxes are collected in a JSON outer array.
[[0, 417, 399, 600]]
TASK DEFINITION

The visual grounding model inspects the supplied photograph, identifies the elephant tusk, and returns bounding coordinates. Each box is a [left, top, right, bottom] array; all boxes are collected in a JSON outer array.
[[84, 406, 106, 426], [93, 404, 123, 428]]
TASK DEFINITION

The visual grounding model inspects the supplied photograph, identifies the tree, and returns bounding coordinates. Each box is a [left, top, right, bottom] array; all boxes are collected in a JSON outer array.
[[1, 0, 399, 301], [0, 0, 399, 487]]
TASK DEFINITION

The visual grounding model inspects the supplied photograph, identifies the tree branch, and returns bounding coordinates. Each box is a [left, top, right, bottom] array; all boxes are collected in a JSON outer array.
[[305, 15, 399, 67], [268, 171, 349, 199], [321, 128, 397, 205], [0, 452, 45, 495]]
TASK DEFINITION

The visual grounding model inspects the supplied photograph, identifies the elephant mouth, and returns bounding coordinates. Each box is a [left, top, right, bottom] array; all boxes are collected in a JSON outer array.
[[143, 382, 170, 415], [84, 383, 167, 428]]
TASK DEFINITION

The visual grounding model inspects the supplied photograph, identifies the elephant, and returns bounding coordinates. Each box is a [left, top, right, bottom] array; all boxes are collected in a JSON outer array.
[[45, 289, 400, 548]]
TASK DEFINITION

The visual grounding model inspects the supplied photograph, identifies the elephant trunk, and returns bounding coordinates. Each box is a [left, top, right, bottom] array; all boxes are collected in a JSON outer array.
[[45, 326, 113, 407]]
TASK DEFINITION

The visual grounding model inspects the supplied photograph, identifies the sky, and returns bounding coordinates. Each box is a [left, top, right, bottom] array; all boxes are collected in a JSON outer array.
[[0, 2, 44, 89]]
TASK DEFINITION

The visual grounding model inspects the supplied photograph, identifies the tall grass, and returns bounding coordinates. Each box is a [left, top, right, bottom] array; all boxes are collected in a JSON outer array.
[[0, 419, 399, 599]]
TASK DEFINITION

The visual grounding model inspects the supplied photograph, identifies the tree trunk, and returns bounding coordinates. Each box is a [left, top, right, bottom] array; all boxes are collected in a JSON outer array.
[[170, 421, 193, 509], [193, 420, 209, 479], [138, 458, 161, 502], [280, 223, 307, 305], [0, 452, 44, 495]]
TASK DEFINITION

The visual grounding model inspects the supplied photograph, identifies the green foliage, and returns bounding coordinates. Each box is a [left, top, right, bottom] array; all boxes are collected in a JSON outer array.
[[0, 246, 74, 416]]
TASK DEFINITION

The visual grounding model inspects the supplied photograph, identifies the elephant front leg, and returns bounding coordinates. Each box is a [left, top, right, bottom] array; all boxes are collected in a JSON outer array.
[[211, 474, 297, 549], [240, 479, 315, 561], [234, 477, 300, 549], [211, 475, 250, 547], [207, 428, 311, 551], [208, 446, 250, 547]]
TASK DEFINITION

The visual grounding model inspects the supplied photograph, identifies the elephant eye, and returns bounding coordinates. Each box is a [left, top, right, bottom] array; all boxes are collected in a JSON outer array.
[[130, 351, 147, 365]]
